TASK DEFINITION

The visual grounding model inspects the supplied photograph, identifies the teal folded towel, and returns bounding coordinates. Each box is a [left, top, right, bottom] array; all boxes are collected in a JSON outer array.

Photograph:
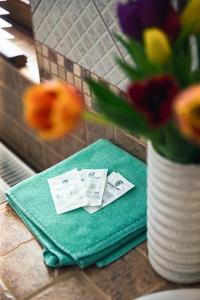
[[6, 139, 147, 268]]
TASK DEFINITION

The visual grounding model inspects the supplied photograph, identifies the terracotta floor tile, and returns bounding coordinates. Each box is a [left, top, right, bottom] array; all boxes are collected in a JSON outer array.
[[0, 279, 16, 300], [0, 240, 55, 299], [85, 250, 166, 300], [0, 202, 7, 210], [135, 241, 148, 258], [0, 205, 33, 255], [31, 273, 109, 300]]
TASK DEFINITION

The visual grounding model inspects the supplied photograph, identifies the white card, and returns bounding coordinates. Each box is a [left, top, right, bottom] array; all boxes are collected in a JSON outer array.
[[84, 172, 135, 213], [48, 169, 89, 214], [80, 169, 108, 206]]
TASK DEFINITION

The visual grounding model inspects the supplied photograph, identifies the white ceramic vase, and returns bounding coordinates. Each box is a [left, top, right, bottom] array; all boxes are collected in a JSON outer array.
[[147, 142, 200, 284]]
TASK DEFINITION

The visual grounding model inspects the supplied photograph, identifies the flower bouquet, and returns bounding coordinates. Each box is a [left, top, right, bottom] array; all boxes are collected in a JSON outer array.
[[87, 0, 200, 164], [24, 0, 200, 283]]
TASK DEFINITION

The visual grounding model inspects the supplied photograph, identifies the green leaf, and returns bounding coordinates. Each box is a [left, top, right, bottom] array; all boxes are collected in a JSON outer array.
[[115, 34, 162, 77], [115, 34, 150, 69], [171, 34, 192, 87], [116, 58, 143, 81], [153, 123, 200, 163], [174, 26, 192, 49], [84, 110, 115, 127], [195, 33, 200, 66], [87, 78, 159, 140], [190, 69, 200, 83]]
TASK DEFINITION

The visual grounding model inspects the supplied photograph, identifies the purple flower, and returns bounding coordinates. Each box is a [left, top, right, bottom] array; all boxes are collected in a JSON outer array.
[[117, 0, 180, 40]]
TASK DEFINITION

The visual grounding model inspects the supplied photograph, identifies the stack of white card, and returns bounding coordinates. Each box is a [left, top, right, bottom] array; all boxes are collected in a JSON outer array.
[[48, 169, 135, 215]]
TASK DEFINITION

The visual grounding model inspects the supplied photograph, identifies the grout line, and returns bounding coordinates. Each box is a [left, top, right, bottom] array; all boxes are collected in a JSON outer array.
[[143, 281, 170, 296], [38, 41, 122, 95], [0, 200, 6, 207], [78, 270, 112, 300], [0, 78, 88, 149], [0, 107, 60, 159], [54, 1, 91, 50], [135, 248, 148, 259], [0, 107, 87, 171], [24, 269, 77, 300], [0, 238, 34, 257], [91, 0, 126, 62], [31, 0, 42, 14], [33, 0, 56, 32]]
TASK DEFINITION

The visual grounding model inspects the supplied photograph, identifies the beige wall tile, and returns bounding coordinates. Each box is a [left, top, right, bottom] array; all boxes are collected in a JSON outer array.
[[43, 57, 50, 71], [83, 81, 90, 95], [35, 43, 42, 55], [58, 66, 66, 80], [50, 62, 58, 75], [57, 54, 65, 67], [66, 71, 74, 84], [85, 95, 92, 108], [109, 84, 119, 94], [37, 53, 43, 67], [90, 73, 98, 81], [86, 119, 114, 144], [61, 135, 86, 159], [74, 76, 82, 90], [22, 131, 47, 171], [114, 129, 146, 162], [42, 45, 48, 57], [74, 64, 81, 77], [43, 146, 62, 169]]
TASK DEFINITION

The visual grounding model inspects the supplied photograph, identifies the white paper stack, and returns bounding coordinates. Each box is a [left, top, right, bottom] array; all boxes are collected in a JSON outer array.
[[48, 169, 135, 214]]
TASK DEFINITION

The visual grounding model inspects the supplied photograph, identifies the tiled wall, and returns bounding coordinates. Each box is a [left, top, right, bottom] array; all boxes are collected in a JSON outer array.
[[0, 1, 147, 170], [0, 0, 187, 171], [0, 57, 146, 172], [0, 0, 186, 170], [36, 40, 146, 156], [31, 0, 181, 89], [31, 0, 128, 89], [30, 0, 147, 167], [0, 57, 85, 171]]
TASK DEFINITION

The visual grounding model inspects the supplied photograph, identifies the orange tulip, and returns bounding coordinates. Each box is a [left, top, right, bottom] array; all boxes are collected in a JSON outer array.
[[23, 81, 84, 139], [174, 85, 200, 144]]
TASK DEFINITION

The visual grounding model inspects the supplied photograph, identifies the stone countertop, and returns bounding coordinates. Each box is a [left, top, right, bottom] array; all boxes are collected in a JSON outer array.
[[0, 202, 199, 300]]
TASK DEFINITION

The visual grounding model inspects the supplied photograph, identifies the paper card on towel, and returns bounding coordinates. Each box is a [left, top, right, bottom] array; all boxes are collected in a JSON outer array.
[[48, 169, 89, 214], [84, 172, 135, 214], [79, 169, 108, 206]]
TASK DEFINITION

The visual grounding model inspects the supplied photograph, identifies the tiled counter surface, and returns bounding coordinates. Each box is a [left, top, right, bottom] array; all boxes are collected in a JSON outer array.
[[1, 202, 200, 300]]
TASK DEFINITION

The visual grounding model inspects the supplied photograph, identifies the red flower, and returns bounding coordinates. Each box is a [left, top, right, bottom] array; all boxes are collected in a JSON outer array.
[[128, 76, 179, 127], [163, 7, 181, 40]]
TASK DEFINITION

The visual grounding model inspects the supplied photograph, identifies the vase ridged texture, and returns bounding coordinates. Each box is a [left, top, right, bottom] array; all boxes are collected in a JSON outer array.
[[147, 142, 200, 284]]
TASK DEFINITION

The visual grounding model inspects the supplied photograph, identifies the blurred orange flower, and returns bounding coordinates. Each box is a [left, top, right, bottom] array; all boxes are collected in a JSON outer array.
[[174, 85, 200, 144], [23, 81, 84, 139]]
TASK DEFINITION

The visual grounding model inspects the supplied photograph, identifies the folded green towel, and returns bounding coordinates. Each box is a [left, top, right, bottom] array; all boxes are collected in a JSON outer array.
[[6, 139, 147, 268]]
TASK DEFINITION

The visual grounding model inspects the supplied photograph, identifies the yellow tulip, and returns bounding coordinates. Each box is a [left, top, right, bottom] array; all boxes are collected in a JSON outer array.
[[174, 85, 200, 144], [144, 28, 171, 65], [23, 81, 84, 139], [182, 0, 200, 32]]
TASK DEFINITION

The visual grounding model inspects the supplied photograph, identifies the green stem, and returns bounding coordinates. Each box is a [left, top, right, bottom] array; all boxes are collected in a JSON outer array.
[[84, 110, 115, 127]]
